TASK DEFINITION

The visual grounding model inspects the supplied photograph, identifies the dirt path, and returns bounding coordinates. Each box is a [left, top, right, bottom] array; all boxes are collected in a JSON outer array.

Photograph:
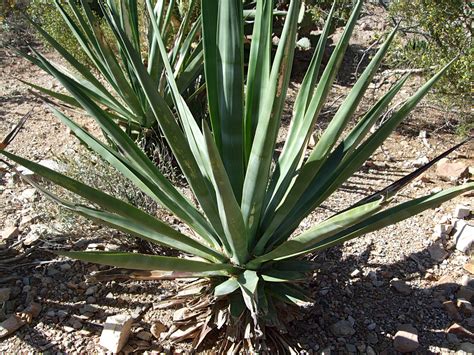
[[1, 6, 473, 354]]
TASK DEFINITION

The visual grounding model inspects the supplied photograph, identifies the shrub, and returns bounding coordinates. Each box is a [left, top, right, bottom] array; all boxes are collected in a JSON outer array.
[[387, 0, 472, 134], [2, 0, 472, 352]]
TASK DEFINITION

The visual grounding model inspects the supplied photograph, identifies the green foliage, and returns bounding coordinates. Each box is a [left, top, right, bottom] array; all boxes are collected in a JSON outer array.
[[2, 0, 472, 351], [387, 0, 472, 97]]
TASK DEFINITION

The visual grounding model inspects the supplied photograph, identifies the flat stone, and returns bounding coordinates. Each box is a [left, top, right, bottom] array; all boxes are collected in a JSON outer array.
[[330, 320, 355, 337], [436, 159, 469, 181], [20, 188, 36, 201], [454, 205, 471, 219], [428, 243, 449, 262], [393, 324, 419, 353], [444, 300, 462, 321], [150, 321, 167, 339], [99, 314, 133, 353], [454, 221, 474, 254], [1, 226, 19, 240], [391, 279, 412, 295]]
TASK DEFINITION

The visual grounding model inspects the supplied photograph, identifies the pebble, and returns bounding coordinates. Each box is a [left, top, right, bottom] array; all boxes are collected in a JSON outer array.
[[99, 314, 133, 353], [85, 285, 98, 296], [367, 322, 376, 331], [345, 343, 356, 353], [0, 288, 10, 302], [393, 324, 419, 353], [428, 243, 449, 262], [454, 221, 474, 254], [444, 300, 462, 321], [391, 279, 412, 295], [366, 345, 376, 355], [150, 321, 167, 339], [458, 342, 474, 353], [86, 296, 96, 304], [330, 320, 355, 337], [367, 332, 378, 345], [454, 205, 471, 219]]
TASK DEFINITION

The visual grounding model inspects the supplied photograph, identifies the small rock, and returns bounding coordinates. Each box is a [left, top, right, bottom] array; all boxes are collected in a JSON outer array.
[[447, 333, 460, 345], [412, 156, 429, 168], [447, 323, 474, 338], [457, 286, 474, 302], [85, 285, 98, 296], [366, 345, 376, 355], [367, 332, 378, 344], [296, 37, 311, 50], [454, 205, 471, 219], [20, 188, 36, 201], [345, 343, 356, 353], [367, 322, 376, 331], [136, 330, 153, 341], [458, 342, 474, 353], [150, 321, 167, 339], [434, 223, 453, 237], [393, 324, 419, 353], [350, 269, 361, 278], [1, 226, 19, 240], [59, 263, 71, 271], [454, 221, 474, 254], [99, 314, 133, 353], [391, 279, 412, 295], [330, 320, 355, 337], [464, 261, 474, 275], [457, 298, 474, 316], [0, 288, 10, 302], [86, 296, 96, 304], [70, 319, 82, 330], [428, 243, 449, 262], [444, 301, 463, 321], [436, 159, 469, 181], [418, 130, 428, 138]]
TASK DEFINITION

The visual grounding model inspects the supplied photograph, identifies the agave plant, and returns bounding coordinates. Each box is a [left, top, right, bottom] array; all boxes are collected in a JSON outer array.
[[2, 0, 472, 352], [19, 0, 203, 133]]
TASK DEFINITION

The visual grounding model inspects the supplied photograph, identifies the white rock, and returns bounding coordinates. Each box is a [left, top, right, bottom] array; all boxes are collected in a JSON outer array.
[[1, 226, 19, 240], [296, 37, 311, 50], [454, 221, 474, 254], [454, 205, 471, 219], [20, 188, 37, 201], [434, 223, 453, 237], [99, 314, 133, 353], [412, 156, 429, 168], [418, 130, 428, 138]]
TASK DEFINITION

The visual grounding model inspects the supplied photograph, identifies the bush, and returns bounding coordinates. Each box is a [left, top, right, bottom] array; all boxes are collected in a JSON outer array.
[[387, 0, 472, 104]]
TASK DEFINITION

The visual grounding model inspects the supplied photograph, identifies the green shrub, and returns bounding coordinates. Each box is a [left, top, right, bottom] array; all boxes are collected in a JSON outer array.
[[387, 0, 472, 102]]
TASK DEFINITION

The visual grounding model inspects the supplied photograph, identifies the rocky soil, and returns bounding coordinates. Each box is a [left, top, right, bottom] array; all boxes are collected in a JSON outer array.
[[1, 4, 473, 354]]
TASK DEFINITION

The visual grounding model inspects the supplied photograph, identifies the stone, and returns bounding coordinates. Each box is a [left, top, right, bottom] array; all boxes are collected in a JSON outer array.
[[99, 314, 133, 353], [457, 298, 473, 316], [393, 324, 419, 353], [38, 159, 62, 172], [136, 330, 153, 341], [412, 156, 429, 168], [391, 279, 412, 295], [464, 261, 474, 275], [366, 345, 376, 355], [434, 223, 453, 237], [367, 332, 378, 344], [454, 205, 471, 219], [1, 226, 19, 240], [436, 159, 469, 181], [428, 243, 449, 262], [447, 333, 460, 345], [444, 300, 462, 321], [330, 320, 355, 337], [447, 323, 474, 338], [345, 343, 356, 353], [367, 322, 376, 331], [457, 286, 474, 302], [296, 37, 311, 50], [20, 188, 36, 201], [85, 285, 98, 296], [350, 269, 361, 278], [458, 342, 474, 353], [0, 288, 10, 302], [418, 130, 428, 138], [23, 224, 50, 246], [454, 221, 474, 254], [150, 321, 167, 339]]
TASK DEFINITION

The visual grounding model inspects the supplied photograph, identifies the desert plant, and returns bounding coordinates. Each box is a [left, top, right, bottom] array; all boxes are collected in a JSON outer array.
[[2, 0, 473, 351], [19, 0, 204, 132]]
